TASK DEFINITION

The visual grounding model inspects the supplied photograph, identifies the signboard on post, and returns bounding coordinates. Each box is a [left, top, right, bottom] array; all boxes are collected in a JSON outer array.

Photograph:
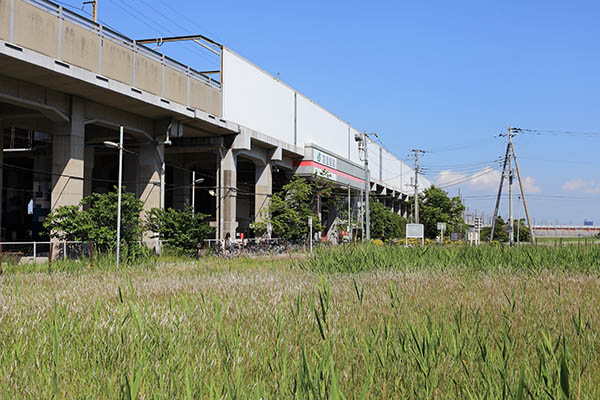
[[437, 222, 447, 243], [406, 224, 425, 246]]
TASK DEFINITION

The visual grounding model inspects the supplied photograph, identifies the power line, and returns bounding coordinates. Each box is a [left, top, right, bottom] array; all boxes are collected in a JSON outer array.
[[106, 0, 217, 67], [435, 167, 499, 189], [153, 0, 224, 43], [521, 128, 600, 138], [423, 135, 500, 154]]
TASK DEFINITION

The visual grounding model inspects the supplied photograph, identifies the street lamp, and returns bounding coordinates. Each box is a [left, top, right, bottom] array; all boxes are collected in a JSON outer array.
[[103, 126, 125, 269], [355, 132, 377, 241], [191, 171, 205, 216]]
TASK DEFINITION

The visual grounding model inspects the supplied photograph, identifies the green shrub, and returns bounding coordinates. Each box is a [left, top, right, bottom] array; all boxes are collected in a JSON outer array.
[[369, 201, 406, 241], [44, 188, 143, 252], [145, 207, 214, 253]]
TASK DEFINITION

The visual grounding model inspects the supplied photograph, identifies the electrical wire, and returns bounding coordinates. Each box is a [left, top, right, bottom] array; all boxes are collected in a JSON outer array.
[[435, 167, 499, 189], [423, 136, 500, 154], [131, 0, 219, 67], [521, 128, 600, 138], [106, 0, 217, 68]]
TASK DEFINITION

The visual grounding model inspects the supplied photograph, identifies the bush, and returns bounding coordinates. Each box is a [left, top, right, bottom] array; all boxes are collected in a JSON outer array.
[[369, 201, 406, 241], [145, 207, 214, 253], [44, 188, 143, 252]]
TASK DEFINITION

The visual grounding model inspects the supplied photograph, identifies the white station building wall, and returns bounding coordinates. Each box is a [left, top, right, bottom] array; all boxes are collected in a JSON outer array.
[[296, 94, 349, 159], [221, 47, 429, 194], [222, 48, 295, 144]]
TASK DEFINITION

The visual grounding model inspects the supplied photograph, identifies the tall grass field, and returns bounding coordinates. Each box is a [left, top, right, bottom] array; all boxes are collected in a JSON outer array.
[[1, 245, 599, 398]]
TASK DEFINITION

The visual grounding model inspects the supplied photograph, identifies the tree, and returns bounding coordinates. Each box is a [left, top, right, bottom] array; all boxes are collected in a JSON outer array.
[[254, 176, 321, 242], [145, 207, 214, 252], [409, 186, 465, 239], [481, 217, 531, 243], [44, 188, 143, 251], [369, 200, 407, 241], [481, 216, 508, 242]]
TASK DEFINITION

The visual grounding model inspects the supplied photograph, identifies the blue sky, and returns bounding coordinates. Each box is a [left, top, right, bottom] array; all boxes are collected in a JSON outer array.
[[72, 0, 599, 224]]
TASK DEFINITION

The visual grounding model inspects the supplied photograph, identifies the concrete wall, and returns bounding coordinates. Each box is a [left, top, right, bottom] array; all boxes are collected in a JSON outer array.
[[7, 0, 222, 117], [62, 20, 99, 72], [135, 54, 162, 97], [190, 79, 221, 116], [13, 0, 59, 58], [0, 0, 9, 41], [101, 40, 133, 85], [164, 67, 187, 106]]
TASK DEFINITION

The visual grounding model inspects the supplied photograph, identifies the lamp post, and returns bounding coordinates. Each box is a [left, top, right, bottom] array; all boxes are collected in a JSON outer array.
[[103, 126, 125, 268], [355, 132, 377, 241], [191, 171, 205, 216]]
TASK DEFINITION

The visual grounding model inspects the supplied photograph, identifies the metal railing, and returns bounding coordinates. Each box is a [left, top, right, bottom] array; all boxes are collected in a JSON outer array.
[[11, 0, 222, 92], [0, 240, 92, 264]]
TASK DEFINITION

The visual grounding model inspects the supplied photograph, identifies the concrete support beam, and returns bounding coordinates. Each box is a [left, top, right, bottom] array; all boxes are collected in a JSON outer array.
[[255, 161, 272, 226], [139, 142, 163, 213], [51, 97, 85, 210], [219, 146, 237, 239]]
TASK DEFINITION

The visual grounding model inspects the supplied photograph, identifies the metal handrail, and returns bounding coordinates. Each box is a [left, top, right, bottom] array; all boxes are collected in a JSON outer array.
[[20, 0, 222, 90]]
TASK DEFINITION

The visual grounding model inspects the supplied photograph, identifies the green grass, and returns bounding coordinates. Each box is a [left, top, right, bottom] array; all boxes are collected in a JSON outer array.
[[300, 243, 600, 273], [537, 237, 600, 245], [0, 247, 599, 398]]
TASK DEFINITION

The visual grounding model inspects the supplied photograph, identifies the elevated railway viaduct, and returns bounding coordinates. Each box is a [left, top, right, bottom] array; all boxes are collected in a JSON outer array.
[[0, 0, 429, 244]]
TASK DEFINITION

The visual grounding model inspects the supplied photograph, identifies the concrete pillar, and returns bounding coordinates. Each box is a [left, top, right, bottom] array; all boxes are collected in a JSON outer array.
[[51, 98, 85, 210], [219, 147, 237, 239], [172, 167, 191, 210], [123, 152, 138, 196], [139, 142, 163, 213], [401, 200, 409, 218], [83, 146, 94, 199], [254, 162, 272, 224]]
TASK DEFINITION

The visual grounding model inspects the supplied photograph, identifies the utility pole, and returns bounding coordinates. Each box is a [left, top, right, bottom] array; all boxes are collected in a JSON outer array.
[[490, 126, 536, 245], [508, 127, 514, 246], [84, 0, 98, 22], [356, 132, 377, 241], [411, 149, 425, 224], [511, 142, 537, 245]]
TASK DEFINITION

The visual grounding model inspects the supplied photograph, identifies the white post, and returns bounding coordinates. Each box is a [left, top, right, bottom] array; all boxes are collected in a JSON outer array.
[[33, 242, 36, 260], [364, 135, 370, 241], [308, 216, 313, 252], [116, 126, 124, 269], [192, 170, 196, 216], [347, 185, 351, 242]]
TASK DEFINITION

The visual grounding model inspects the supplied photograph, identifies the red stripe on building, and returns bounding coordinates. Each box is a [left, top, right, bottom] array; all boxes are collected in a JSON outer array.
[[293, 160, 364, 184]]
